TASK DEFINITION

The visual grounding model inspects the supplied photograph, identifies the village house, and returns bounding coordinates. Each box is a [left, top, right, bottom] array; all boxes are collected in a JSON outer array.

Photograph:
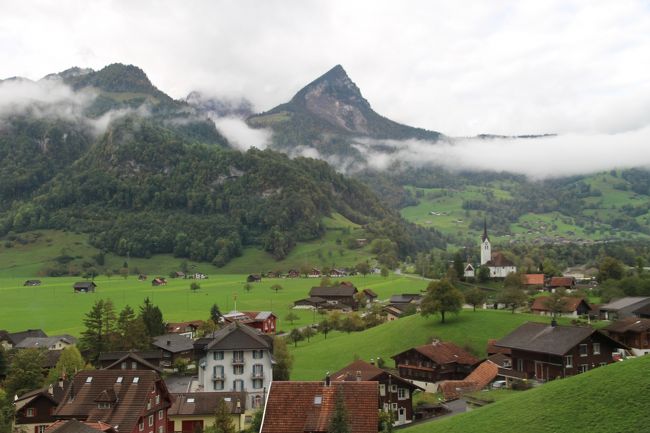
[[530, 296, 591, 317], [167, 392, 248, 433], [0, 328, 47, 349], [599, 297, 650, 320], [307, 268, 322, 278], [391, 340, 479, 392], [494, 321, 626, 381], [382, 304, 415, 321], [222, 311, 277, 334], [54, 370, 172, 433], [548, 276, 577, 291], [172, 272, 186, 279], [287, 269, 300, 278], [194, 322, 273, 410], [14, 379, 69, 433], [73, 282, 96, 293], [362, 288, 378, 304], [437, 360, 499, 401], [15, 335, 77, 351], [246, 274, 262, 283], [330, 359, 422, 425], [463, 263, 475, 279], [603, 317, 650, 356], [99, 351, 164, 373], [293, 297, 327, 310], [308, 284, 359, 310], [166, 321, 205, 339], [151, 278, 167, 286], [522, 274, 545, 288], [328, 268, 347, 278], [633, 303, 650, 319], [152, 334, 195, 368], [260, 380, 378, 433]]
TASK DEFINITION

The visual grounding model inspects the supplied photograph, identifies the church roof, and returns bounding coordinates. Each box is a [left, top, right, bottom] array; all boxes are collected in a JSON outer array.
[[486, 252, 515, 267]]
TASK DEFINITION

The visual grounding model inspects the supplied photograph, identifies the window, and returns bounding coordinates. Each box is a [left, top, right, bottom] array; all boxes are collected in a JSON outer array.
[[85, 377, 93, 383], [37, 426, 47, 433], [116, 376, 123, 383], [233, 365, 244, 375], [187, 398, 195, 403], [379, 384, 386, 396], [155, 395, 160, 405], [148, 415, 154, 427], [565, 355, 573, 368], [233, 351, 244, 363], [391, 403, 398, 410], [132, 361, 138, 369], [213, 351, 224, 361], [26, 408, 35, 417], [147, 399, 152, 410], [213, 365, 224, 380], [383, 403, 389, 412], [579, 344, 588, 357], [213, 381, 224, 391], [314, 396, 322, 405], [253, 379, 263, 389], [253, 350, 264, 359], [133, 377, 140, 384], [397, 388, 409, 400], [593, 343, 601, 355], [253, 395, 263, 409], [139, 421, 144, 432], [158, 427, 164, 433], [390, 385, 397, 393], [121, 362, 127, 370], [233, 380, 244, 392], [516, 358, 524, 371], [580, 364, 589, 373], [158, 410, 163, 420], [98, 402, 111, 409], [252, 364, 263, 378]]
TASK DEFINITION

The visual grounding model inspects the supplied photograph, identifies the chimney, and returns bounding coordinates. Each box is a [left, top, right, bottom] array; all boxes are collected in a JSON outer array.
[[325, 373, 331, 387], [166, 340, 171, 346], [551, 318, 558, 327]]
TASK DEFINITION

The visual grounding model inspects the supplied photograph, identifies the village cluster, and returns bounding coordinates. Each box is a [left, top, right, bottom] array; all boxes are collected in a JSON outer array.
[[2, 228, 650, 433]]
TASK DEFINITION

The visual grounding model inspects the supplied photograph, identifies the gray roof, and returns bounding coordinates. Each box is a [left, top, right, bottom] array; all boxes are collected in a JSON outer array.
[[600, 297, 650, 311], [389, 294, 422, 304], [7, 329, 47, 345], [495, 322, 607, 356], [16, 335, 76, 349], [204, 322, 271, 351], [309, 285, 357, 297], [255, 311, 273, 320], [152, 333, 194, 353], [98, 350, 163, 361], [169, 392, 246, 415], [295, 296, 326, 304], [103, 352, 163, 373]]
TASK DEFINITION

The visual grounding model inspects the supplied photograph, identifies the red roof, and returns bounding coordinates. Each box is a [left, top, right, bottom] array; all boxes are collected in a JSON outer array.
[[523, 274, 545, 285], [410, 341, 478, 366], [330, 360, 423, 390], [438, 361, 498, 400], [487, 338, 511, 355], [261, 381, 377, 433], [549, 277, 576, 287], [530, 296, 589, 313]]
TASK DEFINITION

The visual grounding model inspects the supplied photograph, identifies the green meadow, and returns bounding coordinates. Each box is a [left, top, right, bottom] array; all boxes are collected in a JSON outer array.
[[0, 273, 426, 336]]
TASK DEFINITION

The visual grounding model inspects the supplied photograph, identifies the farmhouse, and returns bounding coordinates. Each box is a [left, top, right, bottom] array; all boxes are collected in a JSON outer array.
[[599, 297, 650, 320], [16, 335, 77, 351], [362, 288, 378, 303], [548, 276, 576, 291], [287, 269, 300, 278], [308, 284, 358, 310], [391, 340, 478, 391], [194, 322, 273, 410], [151, 277, 167, 286], [73, 282, 96, 293], [494, 321, 626, 381], [330, 359, 422, 425], [168, 392, 247, 433], [530, 296, 591, 317], [308, 268, 322, 278], [603, 317, 650, 356], [522, 274, 545, 287], [261, 380, 378, 433], [54, 370, 172, 433], [152, 334, 195, 368], [222, 311, 277, 334], [13, 380, 68, 433], [383, 304, 415, 321]]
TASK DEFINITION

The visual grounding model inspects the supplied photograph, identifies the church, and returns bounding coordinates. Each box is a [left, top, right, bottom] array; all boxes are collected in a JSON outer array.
[[479, 221, 517, 278]]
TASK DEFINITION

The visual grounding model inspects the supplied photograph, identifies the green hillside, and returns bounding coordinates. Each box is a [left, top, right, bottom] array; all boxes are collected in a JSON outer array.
[[402, 354, 650, 433], [289, 310, 575, 380]]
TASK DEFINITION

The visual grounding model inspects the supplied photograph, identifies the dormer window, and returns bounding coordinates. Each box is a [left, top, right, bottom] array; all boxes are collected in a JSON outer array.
[[133, 377, 140, 384], [85, 377, 93, 383], [314, 396, 322, 405], [116, 377, 123, 383], [98, 402, 111, 409]]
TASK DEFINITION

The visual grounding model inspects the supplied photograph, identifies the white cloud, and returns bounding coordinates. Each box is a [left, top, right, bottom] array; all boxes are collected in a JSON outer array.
[[211, 116, 271, 151]]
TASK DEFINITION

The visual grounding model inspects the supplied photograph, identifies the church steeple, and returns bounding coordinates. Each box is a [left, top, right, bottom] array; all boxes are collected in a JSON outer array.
[[480, 219, 491, 265], [481, 218, 489, 242]]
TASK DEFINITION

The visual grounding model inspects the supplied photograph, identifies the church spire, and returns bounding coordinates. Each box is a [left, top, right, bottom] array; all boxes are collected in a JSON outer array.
[[482, 218, 489, 242]]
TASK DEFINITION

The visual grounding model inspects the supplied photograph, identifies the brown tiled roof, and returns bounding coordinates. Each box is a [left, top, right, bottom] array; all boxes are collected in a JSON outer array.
[[261, 381, 378, 433], [486, 252, 515, 267], [530, 296, 590, 313], [362, 289, 378, 298], [330, 360, 423, 390], [394, 341, 478, 366], [437, 361, 498, 400], [523, 274, 545, 285], [486, 353, 512, 368], [203, 322, 272, 351], [103, 352, 163, 373], [45, 420, 115, 433], [549, 277, 575, 287], [55, 370, 171, 433], [603, 317, 650, 334], [169, 392, 246, 415]]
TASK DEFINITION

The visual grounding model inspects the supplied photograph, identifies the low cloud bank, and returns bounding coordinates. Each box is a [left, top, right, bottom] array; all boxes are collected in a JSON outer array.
[[211, 116, 272, 151]]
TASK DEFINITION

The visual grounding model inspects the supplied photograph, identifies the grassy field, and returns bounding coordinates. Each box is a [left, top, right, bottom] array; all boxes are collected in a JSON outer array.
[[0, 273, 425, 336], [288, 310, 575, 380], [401, 354, 650, 433]]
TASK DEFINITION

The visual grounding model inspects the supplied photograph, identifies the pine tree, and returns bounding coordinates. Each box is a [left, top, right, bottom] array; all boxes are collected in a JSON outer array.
[[117, 305, 150, 350], [328, 389, 351, 433], [140, 297, 165, 337], [81, 299, 107, 362], [0, 345, 7, 379], [210, 303, 222, 323]]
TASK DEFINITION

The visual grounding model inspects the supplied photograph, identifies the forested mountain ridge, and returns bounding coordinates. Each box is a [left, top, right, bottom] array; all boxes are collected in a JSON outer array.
[[247, 65, 443, 160], [0, 64, 444, 268]]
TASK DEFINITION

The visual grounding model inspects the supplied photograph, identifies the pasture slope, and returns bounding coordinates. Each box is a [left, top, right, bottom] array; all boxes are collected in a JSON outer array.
[[402, 354, 650, 433]]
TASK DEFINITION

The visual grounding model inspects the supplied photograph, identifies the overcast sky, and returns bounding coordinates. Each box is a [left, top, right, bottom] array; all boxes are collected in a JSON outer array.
[[1, 0, 649, 137]]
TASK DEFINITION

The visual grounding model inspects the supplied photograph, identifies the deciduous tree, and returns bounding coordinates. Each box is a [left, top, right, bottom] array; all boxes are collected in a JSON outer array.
[[272, 337, 293, 380], [465, 287, 487, 312], [420, 279, 464, 323], [4, 348, 45, 396]]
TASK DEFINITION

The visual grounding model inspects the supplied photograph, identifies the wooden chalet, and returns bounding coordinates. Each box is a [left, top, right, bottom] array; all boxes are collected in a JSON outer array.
[[222, 311, 277, 334], [307, 268, 321, 278], [603, 317, 650, 356], [246, 274, 262, 283], [152, 334, 195, 367], [308, 284, 358, 310], [330, 360, 422, 425], [548, 276, 576, 290], [530, 296, 591, 317], [437, 360, 499, 401], [151, 277, 167, 286], [362, 288, 378, 303], [73, 282, 96, 293], [14, 380, 68, 433], [287, 269, 300, 278], [391, 341, 478, 388], [293, 297, 327, 309], [54, 370, 172, 433], [494, 321, 627, 381], [261, 381, 378, 433]]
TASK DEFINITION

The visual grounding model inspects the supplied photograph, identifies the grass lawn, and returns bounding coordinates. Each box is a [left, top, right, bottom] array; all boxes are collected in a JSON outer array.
[[401, 354, 650, 433], [288, 309, 574, 380], [0, 273, 425, 336]]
